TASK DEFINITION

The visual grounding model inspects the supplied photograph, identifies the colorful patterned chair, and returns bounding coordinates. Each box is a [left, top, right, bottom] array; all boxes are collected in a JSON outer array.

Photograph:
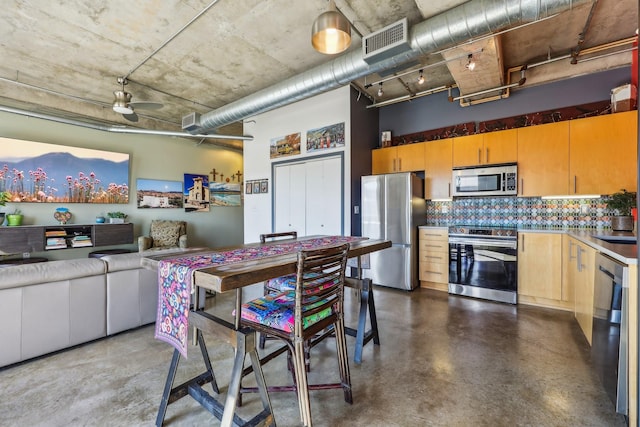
[[138, 220, 187, 252], [240, 243, 352, 427], [258, 231, 298, 349]]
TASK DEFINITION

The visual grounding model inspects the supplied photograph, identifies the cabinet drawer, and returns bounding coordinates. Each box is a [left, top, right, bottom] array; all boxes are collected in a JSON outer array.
[[419, 251, 448, 263], [419, 240, 448, 253], [419, 261, 449, 284], [419, 228, 448, 242]]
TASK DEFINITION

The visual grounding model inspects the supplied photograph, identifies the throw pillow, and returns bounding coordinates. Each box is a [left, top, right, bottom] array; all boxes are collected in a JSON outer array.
[[150, 222, 182, 248]]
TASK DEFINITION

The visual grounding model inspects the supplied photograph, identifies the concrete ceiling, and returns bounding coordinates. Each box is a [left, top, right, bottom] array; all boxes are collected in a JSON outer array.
[[0, 0, 636, 150]]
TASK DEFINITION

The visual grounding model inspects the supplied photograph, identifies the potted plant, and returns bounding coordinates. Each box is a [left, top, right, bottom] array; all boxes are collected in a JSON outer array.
[[107, 211, 127, 224], [6, 209, 23, 227], [607, 189, 637, 231], [0, 191, 10, 225]]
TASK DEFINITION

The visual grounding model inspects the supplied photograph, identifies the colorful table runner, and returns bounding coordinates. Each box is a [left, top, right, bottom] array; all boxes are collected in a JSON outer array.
[[154, 236, 365, 356]]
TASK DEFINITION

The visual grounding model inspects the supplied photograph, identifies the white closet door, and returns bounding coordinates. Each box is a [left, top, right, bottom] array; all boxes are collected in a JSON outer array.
[[305, 156, 342, 236], [274, 163, 306, 235]]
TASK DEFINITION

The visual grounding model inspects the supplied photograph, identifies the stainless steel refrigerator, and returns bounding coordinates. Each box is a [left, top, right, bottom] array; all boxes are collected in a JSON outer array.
[[361, 173, 426, 290]]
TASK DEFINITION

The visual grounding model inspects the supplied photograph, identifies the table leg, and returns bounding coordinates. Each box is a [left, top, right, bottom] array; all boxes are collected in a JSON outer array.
[[222, 329, 275, 427]]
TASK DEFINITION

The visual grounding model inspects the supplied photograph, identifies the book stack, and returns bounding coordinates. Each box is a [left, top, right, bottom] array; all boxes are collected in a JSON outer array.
[[45, 237, 67, 250], [71, 235, 93, 248]]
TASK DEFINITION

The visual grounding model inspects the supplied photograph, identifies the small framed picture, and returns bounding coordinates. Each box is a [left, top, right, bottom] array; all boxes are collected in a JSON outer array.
[[245, 181, 253, 194], [260, 180, 268, 194]]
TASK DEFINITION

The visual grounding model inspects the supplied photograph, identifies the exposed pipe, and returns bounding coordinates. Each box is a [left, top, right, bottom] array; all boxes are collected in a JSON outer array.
[[191, 0, 589, 133], [570, 0, 599, 64], [365, 85, 454, 109], [0, 105, 251, 151]]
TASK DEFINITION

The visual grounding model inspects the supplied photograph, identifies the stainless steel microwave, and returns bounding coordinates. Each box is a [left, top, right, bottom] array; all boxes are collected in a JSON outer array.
[[452, 163, 517, 197]]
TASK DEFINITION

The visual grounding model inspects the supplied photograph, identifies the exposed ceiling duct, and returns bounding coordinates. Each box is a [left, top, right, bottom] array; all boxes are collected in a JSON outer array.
[[0, 105, 251, 152], [187, 0, 590, 134]]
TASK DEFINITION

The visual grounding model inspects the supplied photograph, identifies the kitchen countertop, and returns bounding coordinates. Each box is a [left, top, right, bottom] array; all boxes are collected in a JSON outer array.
[[418, 224, 637, 265]]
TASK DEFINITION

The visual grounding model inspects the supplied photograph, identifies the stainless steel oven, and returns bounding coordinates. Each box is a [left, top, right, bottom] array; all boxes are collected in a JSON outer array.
[[448, 225, 518, 304]]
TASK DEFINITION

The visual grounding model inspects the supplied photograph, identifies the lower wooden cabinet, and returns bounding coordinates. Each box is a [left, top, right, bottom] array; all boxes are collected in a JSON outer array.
[[517, 232, 573, 311], [418, 227, 449, 290], [569, 237, 596, 344]]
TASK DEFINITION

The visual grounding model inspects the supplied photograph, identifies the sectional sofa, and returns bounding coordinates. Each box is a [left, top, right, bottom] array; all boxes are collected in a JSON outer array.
[[0, 248, 188, 368]]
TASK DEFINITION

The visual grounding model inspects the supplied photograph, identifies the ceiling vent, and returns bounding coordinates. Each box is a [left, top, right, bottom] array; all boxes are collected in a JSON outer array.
[[362, 18, 410, 64], [182, 112, 202, 133]]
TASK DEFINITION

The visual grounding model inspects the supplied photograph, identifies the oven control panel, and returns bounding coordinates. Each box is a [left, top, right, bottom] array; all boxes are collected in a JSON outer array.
[[449, 226, 517, 238]]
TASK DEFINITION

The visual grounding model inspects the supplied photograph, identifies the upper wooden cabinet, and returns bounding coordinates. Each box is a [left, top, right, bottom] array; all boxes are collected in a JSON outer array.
[[424, 139, 452, 199], [569, 111, 637, 195], [517, 121, 570, 197], [371, 142, 426, 174], [453, 129, 517, 167]]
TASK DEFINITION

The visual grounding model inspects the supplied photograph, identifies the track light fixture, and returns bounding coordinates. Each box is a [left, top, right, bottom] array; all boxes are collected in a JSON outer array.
[[311, 0, 352, 54], [377, 83, 384, 97], [417, 69, 425, 85], [466, 54, 476, 71]]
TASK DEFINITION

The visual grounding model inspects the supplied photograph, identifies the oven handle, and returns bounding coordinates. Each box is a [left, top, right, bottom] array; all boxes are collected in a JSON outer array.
[[448, 237, 517, 249]]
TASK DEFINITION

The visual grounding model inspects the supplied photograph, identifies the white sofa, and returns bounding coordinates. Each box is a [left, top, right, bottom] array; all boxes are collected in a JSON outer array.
[[0, 248, 189, 368]]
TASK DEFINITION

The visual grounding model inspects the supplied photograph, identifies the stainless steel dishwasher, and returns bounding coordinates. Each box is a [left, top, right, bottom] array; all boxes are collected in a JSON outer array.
[[592, 252, 628, 417]]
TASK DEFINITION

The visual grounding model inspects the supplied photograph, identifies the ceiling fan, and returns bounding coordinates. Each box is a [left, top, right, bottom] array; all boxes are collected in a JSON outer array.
[[112, 76, 163, 122]]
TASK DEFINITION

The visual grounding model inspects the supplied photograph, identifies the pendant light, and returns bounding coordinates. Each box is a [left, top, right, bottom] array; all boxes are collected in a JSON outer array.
[[311, 0, 351, 54]]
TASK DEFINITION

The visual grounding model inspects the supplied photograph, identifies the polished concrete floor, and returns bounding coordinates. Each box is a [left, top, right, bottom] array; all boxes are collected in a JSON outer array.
[[0, 286, 628, 427]]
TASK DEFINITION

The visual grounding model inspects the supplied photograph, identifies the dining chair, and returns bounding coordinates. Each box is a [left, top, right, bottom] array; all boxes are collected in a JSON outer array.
[[258, 231, 298, 349], [240, 243, 352, 427]]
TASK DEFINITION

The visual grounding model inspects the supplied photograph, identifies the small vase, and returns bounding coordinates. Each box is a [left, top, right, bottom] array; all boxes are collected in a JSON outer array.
[[0, 213, 5, 226]]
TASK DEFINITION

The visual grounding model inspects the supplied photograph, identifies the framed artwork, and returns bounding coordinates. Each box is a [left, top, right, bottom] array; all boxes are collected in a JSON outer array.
[[270, 132, 301, 159], [245, 181, 253, 194], [260, 180, 268, 194], [209, 182, 241, 207], [0, 137, 130, 203], [183, 173, 210, 212], [306, 122, 345, 152], [136, 179, 183, 209]]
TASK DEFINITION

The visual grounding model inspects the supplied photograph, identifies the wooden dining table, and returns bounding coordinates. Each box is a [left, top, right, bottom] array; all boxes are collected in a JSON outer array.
[[142, 235, 391, 427]]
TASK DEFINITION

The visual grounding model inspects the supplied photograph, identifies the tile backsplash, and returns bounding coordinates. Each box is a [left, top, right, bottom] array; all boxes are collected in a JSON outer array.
[[426, 196, 615, 229]]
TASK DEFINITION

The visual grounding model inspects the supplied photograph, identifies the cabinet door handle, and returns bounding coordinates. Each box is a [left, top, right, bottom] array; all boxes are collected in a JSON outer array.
[[448, 182, 451, 197], [573, 176, 577, 193], [477, 149, 481, 164], [399, 158, 402, 171], [521, 234, 525, 252], [519, 178, 524, 195], [485, 148, 489, 164], [568, 241, 576, 261], [393, 158, 396, 172]]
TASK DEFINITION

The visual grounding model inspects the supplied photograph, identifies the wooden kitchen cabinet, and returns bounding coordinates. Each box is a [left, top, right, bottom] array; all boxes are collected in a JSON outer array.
[[566, 236, 596, 345], [518, 232, 562, 303], [371, 142, 426, 174], [517, 121, 569, 197], [418, 227, 449, 291], [452, 129, 517, 167], [569, 110, 637, 195], [424, 139, 452, 199]]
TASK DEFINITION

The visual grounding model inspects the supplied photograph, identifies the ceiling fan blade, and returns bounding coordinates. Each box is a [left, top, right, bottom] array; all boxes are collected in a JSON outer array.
[[122, 112, 139, 122], [129, 101, 163, 110]]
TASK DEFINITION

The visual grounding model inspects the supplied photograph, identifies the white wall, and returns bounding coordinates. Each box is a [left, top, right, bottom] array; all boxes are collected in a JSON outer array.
[[0, 111, 244, 260], [242, 86, 351, 243]]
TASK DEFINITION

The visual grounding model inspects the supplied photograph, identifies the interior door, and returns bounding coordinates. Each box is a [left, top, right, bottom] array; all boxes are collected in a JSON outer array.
[[274, 163, 306, 235], [306, 156, 342, 236], [274, 156, 343, 237]]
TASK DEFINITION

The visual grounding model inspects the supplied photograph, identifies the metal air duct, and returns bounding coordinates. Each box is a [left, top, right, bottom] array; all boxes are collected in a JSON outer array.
[[188, 0, 589, 134]]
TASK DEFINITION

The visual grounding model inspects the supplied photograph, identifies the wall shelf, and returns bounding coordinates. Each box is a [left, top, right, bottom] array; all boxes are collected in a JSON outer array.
[[0, 223, 133, 254]]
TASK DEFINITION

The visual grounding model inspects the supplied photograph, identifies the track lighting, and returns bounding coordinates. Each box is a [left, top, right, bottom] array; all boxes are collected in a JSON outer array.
[[377, 83, 384, 97], [311, 0, 351, 54], [417, 69, 425, 85], [466, 54, 476, 71]]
